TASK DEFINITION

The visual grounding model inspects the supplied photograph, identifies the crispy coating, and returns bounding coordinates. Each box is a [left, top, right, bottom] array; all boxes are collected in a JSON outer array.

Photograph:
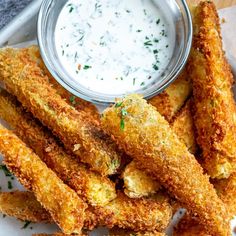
[[95, 192, 172, 232], [171, 99, 197, 155], [0, 47, 122, 176], [24, 45, 100, 121], [122, 99, 197, 198], [148, 69, 192, 122], [213, 173, 236, 217], [122, 161, 161, 198], [0, 190, 172, 232], [102, 94, 231, 236], [188, 1, 236, 179], [0, 90, 116, 206], [0, 191, 53, 223], [0, 124, 86, 234]]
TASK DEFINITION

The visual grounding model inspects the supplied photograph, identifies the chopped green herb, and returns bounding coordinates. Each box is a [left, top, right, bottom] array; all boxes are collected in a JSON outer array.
[[66, 44, 69, 47], [143, 9, 147, 15], [133, 78, 136, 85], [156, 19, 160, 24], [136, 29, 142, 33], [154, 39, 159, 43], [69, 7, 74, 13], [120, 119, 125, 130], [120, 108, 128, 131], [0, 165, 12, 177], [126, 10, 131, 13], [140, 82, 145, 86], [153, 64, 159, 71], [22, 221, 31, 229], [115, 102, 123, 108], [120, 77, 124, 81], [69, 96, 77, 105], [166, 44, 169, 48], [62, 50, 65, 56], [121, 108, 128, 116], [83, 65, 92, 70], [153, 49, 159, 54], [144, 40, 153, 46], [7, 181, 13, 190], [111, 159, 120, 171]]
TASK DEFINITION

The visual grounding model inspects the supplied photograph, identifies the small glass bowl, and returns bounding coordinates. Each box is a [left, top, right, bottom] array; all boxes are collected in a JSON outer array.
[[37, 0, 192, 105]]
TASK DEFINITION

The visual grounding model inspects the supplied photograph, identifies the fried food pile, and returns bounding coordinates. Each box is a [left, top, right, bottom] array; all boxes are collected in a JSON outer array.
[[0, 1, 235, 235]]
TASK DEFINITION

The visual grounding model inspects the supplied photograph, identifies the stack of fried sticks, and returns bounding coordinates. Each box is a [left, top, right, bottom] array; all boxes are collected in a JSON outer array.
[[0, 1, 235, 235]]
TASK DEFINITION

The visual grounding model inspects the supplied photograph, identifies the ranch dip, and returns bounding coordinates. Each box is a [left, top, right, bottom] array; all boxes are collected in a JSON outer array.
[[55, 0, 174, 95]]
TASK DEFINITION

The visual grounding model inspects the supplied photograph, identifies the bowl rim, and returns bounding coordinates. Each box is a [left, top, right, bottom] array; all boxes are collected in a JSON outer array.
[[37, 0, 193, 105]]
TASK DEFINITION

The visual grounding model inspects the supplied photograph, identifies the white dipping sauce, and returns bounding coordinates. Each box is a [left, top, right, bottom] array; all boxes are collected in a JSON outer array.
[[55, 0, 174, 95]]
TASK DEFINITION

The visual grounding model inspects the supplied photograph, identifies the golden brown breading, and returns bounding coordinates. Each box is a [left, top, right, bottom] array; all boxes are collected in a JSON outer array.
[[171, 99, 197, 155], [122, 99, 197, 198], [213, 172, 236, 217], [0, 190, 172, 232], [0, 191, 53, 223], [122, 161, 161, 198], [0, 47, 122, 176], [95, 192, 172, 232], [101, 94, 231, 236], [188, 1, 236, 179], [0, 124, 86, 234], [15, 45, 100, 121], [0, 90, 116, 206], [148, 69, 192, 122]]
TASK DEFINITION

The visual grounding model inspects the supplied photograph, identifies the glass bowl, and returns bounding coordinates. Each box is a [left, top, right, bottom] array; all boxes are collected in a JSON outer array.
[[37, 0, 192, 105]]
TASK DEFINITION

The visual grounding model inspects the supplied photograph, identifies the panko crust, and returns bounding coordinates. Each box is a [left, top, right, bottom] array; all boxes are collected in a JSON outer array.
[[149, 69, 192, 122], [213, 172, 236, 218], [93, 192, 172, 232], [0, 124, 86, 234], [0, 47, 122, 176], [171, 99, 197, 155], [15, 45, 100, 121], [0, 191, 53, 223], [102, 94, 231, 236], [188, 1, 236, 178], [122, 99, 197, 199], [122, 160, 161, 198], [0, 90, 116, 206], [0, 190, 172, 232]]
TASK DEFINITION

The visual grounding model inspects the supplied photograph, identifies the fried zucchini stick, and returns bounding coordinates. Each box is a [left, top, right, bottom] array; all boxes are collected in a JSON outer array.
[[102, 94, 231, 235], [0, 124, 86, 234], [149, 69, 192, 122], [0, 90, 116, 206], [0, 191, 172, 232], [23, 45, 100, 121], [188, 1, 236, 179], [0, 48, 122, 176], [123, 100, 197, 198], [0, 191, 53, 223]]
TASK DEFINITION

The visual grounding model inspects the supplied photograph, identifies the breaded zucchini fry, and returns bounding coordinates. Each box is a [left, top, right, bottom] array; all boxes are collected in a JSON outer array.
[[0, 124, 86, 234], [213, 173, 236, 217], [0, 90, 116, 206], [122, 161, 161, 198], [96, 192, 172, 232], [149, 69, 192, 122], [123, 99, 197, 198], [17, 45, 99, 121], [188, 1, 236, 178], [102, 94, 231, 235], [171, 99, 197, 155], [0, 191, 172, 232], [26, 45, 100, 120], [0, 47, 122, 176], [0, 191, 53, 223]]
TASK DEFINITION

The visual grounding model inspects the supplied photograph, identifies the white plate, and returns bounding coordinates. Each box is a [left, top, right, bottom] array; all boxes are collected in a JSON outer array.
[[0, 1, 235, 235]]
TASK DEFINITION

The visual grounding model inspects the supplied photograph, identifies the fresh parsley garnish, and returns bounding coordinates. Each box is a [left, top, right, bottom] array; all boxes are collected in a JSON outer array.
[[83, 65, 92, 70]]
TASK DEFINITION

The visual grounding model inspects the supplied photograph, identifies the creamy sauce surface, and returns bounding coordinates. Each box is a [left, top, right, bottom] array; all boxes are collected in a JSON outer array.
[[55, 0, 174, 95]]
